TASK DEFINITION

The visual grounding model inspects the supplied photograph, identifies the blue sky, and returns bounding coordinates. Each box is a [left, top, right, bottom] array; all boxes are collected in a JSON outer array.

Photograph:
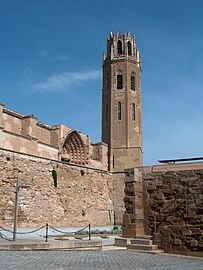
[[0, 0, 202, 165]]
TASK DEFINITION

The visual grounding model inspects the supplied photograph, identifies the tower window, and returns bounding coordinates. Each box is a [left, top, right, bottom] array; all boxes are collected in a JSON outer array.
[[117, 74, 123, 89], [131, 73, 136, 90], [117, 40, 122, 54], [118, 102, 121, 120], [127, 41, 132, 55], [132, 103, 136, 121]]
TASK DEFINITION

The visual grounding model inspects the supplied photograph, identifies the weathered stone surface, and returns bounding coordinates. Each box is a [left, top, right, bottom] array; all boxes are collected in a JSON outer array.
[[174, 239, 182, 245], [182, 229, 192, 236], [0, 104, 108, 171], [0, 149, 114, 228], [143, 168, 203, 255], [122, 169, 144, 238], [190, 239, 198, 247]]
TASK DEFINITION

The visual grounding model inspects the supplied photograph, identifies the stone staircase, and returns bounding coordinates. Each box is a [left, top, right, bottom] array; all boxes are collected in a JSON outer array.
[[115, 236, 164, 254]]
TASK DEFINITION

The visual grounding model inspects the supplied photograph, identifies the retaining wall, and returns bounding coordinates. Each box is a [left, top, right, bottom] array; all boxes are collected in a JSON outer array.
[[0, 149, 114, 228]]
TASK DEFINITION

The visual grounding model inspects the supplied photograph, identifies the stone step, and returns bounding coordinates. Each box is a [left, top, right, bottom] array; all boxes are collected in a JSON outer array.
[[127, 244, 159, 251], [135, 235, 153, 240], [128, 249, 164, 254], [131, 239, 153, 245], [0, 239, 102, 251], [115, 237, 164, 254], [115, 238, 133, 247]]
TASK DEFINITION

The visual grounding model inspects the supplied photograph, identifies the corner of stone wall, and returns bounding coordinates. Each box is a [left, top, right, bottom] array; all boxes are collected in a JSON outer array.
[[143, 168, 203, 255], [112, 172, 126, 225], [122, 168, 145, 238]]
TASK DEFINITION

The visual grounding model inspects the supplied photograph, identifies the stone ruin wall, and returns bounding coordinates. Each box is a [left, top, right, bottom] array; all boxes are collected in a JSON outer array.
[[142, 166, 203, 254], [0, 149, 114, 228]]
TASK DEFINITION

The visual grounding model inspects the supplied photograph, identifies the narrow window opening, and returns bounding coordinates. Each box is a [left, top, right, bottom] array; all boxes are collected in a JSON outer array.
[[132, 103, 136, 121], [127, 41, 132, 55], [113, 155, 115, 168], [118, 102, 121, 120], [117, 40, 122, 54], [117, 74, 123, 89], [131, 74, 136, 90]]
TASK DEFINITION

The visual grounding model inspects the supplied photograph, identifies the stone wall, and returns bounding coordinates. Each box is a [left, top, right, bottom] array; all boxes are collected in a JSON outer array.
[[112, 172, 125, 225], [0, 149, 114, 228], [0, 102, 109, 170], [0, 131, 59, 160], [143, 168, 203, 254], [122, 169, 144, 237]]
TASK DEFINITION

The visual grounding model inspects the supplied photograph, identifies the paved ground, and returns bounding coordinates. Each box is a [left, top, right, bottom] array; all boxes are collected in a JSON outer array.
[[0, 250, 202, 270]]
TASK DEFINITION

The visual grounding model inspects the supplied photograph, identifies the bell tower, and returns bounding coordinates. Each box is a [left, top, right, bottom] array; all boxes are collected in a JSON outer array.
[[102, 31, 143, 171]]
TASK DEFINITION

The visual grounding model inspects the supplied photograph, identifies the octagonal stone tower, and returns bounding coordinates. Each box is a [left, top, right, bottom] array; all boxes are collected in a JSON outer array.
[[102, 31, 143, 172]]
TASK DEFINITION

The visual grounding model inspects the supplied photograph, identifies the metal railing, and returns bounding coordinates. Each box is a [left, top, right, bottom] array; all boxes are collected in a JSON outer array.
[[0, 223, 91, 242]]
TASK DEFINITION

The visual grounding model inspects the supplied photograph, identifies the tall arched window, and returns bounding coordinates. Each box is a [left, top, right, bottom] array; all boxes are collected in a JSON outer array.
[[132, 103, 136, 121], [117, 40, 122, 54], [127, 41, 132, 55], [131, 72, 136, 90], [118, 102, 121, 120], [117, 74, 123, 89]]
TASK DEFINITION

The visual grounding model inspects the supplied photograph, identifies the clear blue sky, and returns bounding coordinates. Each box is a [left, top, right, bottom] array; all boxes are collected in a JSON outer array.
[[0, 0, 202, 165]]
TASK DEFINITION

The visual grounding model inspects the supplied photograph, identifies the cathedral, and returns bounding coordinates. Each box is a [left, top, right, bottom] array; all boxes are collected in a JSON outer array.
[[0, 31, 143, 173], [1, 33, 202, 255], [0, 31, 142, 228]]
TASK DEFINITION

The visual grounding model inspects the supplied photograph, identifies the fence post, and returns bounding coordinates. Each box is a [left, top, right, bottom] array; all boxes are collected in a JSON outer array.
[[88, 224, 91, 240], [45, 223, 49, 242], [13, 177, 20, 242]]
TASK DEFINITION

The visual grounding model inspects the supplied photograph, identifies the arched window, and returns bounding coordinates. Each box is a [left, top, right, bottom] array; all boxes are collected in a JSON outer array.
[[117, 74, 123, 89], [118, 102, 121, 120], [132, 103, 136, 121], [127, 41, 132, 55], [131, 72, 136, 90], [117, 40, 122, 54]]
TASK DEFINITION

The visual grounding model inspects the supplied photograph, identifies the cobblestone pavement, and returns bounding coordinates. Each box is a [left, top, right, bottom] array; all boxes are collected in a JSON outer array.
[[0, 250, 202, 270]]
